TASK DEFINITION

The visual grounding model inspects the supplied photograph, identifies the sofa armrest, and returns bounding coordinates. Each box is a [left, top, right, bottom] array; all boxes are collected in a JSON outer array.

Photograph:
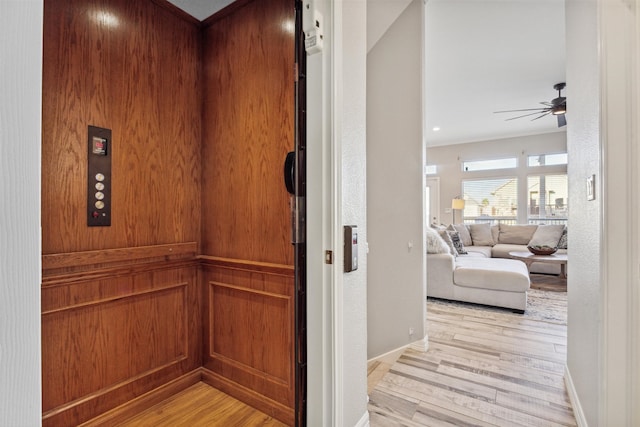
[[427, 253, 456, 299]]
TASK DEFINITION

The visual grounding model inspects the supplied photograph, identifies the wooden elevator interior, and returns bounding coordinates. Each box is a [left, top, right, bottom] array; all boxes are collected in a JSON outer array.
[[41, 0, 295, 425]]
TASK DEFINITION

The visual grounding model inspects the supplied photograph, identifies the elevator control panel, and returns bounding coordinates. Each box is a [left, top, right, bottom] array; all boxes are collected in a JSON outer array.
[[87, 126, 111, 227], [344, 225, 358, 272]]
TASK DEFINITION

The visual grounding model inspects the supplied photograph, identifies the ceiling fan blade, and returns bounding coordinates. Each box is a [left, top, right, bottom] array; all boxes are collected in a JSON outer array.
[[504, 110, 550, 121], [531, 111, 551, 121], [557, 114, 567, 127], [494, 107, 550, 113]]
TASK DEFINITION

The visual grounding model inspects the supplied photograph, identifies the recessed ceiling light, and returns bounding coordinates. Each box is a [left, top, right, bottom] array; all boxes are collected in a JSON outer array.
[[432, 127, 441, 132]]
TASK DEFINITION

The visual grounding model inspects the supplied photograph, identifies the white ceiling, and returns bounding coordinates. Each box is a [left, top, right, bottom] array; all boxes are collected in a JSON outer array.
[[166, 0, 234, 21], [425, 0, 566, 147], [166, 0, 566, 147]]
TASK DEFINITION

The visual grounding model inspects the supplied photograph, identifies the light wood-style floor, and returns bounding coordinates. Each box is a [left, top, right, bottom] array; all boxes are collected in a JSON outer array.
[[118, 290, 573, 426], [117, 382, 286, 427], [368, 298, 576, 426]]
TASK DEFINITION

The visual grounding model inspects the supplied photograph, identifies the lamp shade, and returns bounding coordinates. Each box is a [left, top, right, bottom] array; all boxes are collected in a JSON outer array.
[[451, 198, 465, 210]]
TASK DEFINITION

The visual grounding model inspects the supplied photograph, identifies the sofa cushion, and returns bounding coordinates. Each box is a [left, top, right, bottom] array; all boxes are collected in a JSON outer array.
[[437, 230, 457, 255], [528, 224, 565, 247], [449, 224, 472, 246], [446, 230, 467, 255], [469, 223, 495, 246], [464, 246, 492, 257], [491, 243, 528, 259], [426, 227, 451, 254], [498, 224, 538, 244], [557, 227, 568, 249], [491, 225, 500, 244], [454, 257, 530, 292]]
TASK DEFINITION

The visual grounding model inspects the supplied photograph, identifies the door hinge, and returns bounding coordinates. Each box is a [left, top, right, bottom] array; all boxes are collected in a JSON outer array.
[[325, 250, 333, 264]]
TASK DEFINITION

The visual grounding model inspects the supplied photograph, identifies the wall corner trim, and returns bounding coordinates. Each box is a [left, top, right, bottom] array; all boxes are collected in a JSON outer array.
[[354, 410, 371, 427], [409, 334, 429, 352]]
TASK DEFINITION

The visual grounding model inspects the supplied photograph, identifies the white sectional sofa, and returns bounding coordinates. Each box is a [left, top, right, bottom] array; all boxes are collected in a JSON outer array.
[[426, 223, 567, 313]]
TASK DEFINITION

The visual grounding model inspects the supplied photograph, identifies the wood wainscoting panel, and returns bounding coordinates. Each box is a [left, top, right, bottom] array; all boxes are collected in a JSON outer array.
[[42, 262, 200, 427], [201, 257, 294, 425]]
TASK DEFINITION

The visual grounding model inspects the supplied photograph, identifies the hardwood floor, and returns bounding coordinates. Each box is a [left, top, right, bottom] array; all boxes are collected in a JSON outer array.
[[114, 291, 572, 426], [368, 296, 576, 426], [117, 382, 287, 427]]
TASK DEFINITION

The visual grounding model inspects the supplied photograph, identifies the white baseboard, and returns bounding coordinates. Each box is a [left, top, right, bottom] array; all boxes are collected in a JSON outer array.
[[367, 345, 406, 365], [354, 410, 370, 427], [565, 365, 588, 427], [367, 334, 429, 365]]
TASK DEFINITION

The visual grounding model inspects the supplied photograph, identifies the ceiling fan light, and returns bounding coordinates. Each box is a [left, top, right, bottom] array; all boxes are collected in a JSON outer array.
[[552, 106, 566, 115]]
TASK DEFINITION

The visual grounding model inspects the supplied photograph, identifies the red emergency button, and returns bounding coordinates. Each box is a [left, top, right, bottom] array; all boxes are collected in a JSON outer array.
[[92, 211, 100, 218]]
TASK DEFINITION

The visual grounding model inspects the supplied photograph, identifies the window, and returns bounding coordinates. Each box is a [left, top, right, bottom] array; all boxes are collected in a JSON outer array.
[[462, 157, 517, 172], [462, 178, 518, 224], [425, 165, 437, 175], [528, 153, 568, 167], [527, 174, 568, 225]]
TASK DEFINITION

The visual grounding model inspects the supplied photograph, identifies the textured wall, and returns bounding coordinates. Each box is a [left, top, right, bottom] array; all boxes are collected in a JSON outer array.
[[341, 1, 370, 425], [565, 0, 601, 424], [367, 0, 425, 359], [0, 1, 43, 424]]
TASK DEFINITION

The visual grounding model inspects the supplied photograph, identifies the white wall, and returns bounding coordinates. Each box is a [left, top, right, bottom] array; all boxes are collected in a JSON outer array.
[[596, 2, 640, 423], [565, 0, 640, 425], [0, 1, 43, 425], [366, 0, 425, 359], [305, 12, 332, 426], [427, 132, 567, 225], [366, 0, 412, 52], [564, 1, 600, 424], [338, 1, 370, 425]]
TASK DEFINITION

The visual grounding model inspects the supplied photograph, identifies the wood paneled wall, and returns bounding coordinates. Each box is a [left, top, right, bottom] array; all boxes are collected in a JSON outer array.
[[201, 0, 294, 266], [201, 0, 295, 424], [42, 0, 202, 425], [42, 0, 201, 254], [42, 0, 296, 424], [200, 257, 295, 424], [41, 258, 200, 426]]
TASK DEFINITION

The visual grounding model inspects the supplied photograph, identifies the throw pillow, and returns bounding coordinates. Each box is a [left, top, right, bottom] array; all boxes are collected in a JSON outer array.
[[448, 223, 472, 246], [437, 230, 457, 256], [557, 227, 568, 249], [491, 225, 500, 244], [498, 224, 538, 245], [528, 224, 566, 248], [469, 223, 494, 246], [426, 227, 450, 254], [446, 230, 468, 255]]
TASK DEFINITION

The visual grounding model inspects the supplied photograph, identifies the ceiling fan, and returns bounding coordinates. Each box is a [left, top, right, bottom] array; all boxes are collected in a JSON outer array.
[[494, 82, 567, 127]]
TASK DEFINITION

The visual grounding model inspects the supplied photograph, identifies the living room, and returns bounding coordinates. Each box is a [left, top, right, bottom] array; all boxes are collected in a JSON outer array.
[[366, 0, 639, 426]]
